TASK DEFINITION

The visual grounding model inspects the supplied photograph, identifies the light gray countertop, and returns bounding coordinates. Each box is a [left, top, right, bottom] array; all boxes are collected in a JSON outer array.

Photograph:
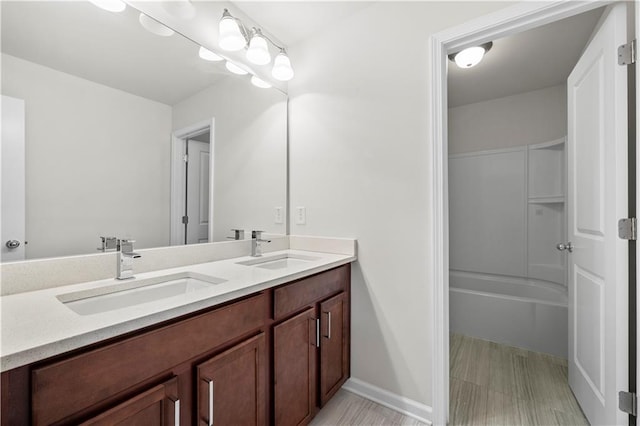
[[1, 249, 355, 372]]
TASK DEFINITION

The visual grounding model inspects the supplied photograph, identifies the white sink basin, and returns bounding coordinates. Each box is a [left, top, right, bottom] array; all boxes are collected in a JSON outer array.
[[57, 272, 226, 315], [236, 253, 320, 270]]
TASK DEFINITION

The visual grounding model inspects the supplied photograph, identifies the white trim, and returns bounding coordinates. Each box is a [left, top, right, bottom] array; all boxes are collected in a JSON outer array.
[[342, 378, 432, 425], [429, 1, 613, 424], [170, 118, 216, 245]]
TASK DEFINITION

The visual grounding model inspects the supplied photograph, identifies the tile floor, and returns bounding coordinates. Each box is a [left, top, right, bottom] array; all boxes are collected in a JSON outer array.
[[309, 334, 589, 425], [449, 333, 589, 425]]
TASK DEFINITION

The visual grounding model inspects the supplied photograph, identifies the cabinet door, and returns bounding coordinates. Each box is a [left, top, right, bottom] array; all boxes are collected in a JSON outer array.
[[274, 307, 317, 426], [196, 333, 266, 426], [80, 377, 180, 426], [319, 292, 349, 405]]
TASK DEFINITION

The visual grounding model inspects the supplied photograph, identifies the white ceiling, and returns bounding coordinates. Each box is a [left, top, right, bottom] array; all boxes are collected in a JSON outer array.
[[447, 7, 604, 107]]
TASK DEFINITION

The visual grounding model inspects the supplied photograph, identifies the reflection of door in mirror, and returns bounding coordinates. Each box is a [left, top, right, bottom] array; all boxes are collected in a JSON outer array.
[[1, 95, 26, 262], [171, 121, 215, 246], [185, 136, 210, 244]]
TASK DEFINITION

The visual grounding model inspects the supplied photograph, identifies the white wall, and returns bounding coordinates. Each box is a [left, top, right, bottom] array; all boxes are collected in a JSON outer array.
[[287, 1, 510, 411], [172, 76, 287, 241], [1, 54, 172, 259], [448, 84, 567, 154]]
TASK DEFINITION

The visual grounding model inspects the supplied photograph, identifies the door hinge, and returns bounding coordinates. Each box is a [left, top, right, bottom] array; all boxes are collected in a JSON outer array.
[[183, 154, 188, 163], [619, 391, 637, 416], [182, 215, 189, 225], [618, 218, 637, 240], [618, 39, 636, 65]]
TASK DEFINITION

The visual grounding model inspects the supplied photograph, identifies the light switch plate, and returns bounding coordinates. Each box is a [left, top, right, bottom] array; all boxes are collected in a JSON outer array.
[[295, 206, 306, 225]]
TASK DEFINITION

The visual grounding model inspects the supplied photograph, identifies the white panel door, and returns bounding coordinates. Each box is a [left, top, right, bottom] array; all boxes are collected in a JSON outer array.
[[186, 140, 210, 244], [567, 4, 628, 425], [1, 95, 26, 262]]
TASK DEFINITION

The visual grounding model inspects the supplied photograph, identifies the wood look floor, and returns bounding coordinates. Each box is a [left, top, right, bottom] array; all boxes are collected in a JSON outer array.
[[449, 333, 589, 425], [309, 334, 588, 425], [310, 389, 427, 425]]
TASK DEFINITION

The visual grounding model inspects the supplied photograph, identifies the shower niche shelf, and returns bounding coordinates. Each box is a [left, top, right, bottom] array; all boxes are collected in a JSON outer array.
[[527, 137, 566, 286]]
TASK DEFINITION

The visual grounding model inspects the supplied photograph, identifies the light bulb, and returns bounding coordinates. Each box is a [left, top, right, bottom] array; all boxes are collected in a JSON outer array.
[[272, 51, 294, 81], [219, 10, 246, 51], [225, 61, 249, 75], [139, 14, 174, 37], [88, 0, 126, 13], [454, 46, 486, 68], [246, 30, 271, 65], [199, 47, 223, 62], [251, 76, 272, 89]]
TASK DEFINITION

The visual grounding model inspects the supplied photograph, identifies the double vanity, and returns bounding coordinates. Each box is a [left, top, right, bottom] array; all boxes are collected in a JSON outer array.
[[1, 240, 356, 425]]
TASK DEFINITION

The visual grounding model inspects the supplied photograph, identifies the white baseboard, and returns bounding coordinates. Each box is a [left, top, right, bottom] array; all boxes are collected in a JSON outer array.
[[342, 378, 433, 425]]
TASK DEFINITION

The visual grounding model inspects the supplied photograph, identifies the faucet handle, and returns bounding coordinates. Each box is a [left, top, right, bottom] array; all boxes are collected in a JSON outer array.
[[251, 230, 264, 239], [117, 239, 136, 252], [98, 236, 117, 252], [227, 229, 245, 240]]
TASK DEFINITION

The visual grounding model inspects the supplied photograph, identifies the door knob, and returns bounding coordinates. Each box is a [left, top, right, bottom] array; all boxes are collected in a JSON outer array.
[[5, 240, 21, 249], [556, 242, 574, 253]]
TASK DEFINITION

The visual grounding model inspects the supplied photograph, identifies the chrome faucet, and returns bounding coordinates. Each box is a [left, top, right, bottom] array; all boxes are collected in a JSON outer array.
[[251, 231, 271, 257], [116, 239, 141, 280]]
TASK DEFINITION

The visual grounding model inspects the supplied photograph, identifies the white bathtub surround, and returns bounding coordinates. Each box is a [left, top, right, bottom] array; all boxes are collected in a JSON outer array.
[[1, 244, 356, 372], [449, 271, 568, 358]]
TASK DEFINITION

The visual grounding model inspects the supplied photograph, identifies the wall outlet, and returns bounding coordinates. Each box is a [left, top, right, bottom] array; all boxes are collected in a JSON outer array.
[[295, 206, 306, 225], [274, 207, 284, 224]]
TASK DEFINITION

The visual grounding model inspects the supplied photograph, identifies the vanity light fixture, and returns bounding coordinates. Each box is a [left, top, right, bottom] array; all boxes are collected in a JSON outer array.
[[139, 13, 175, 37], [246, 29, 271, 65], [225, 61, 249, 75], [250, 75, 272, 89], [218, 8, 294, 81], [199, 46, 223, 62], [219, 9, 247, 51], [449, 42, 493, 69], [272, 50, 294, 81], [88, 0, 126, 13]]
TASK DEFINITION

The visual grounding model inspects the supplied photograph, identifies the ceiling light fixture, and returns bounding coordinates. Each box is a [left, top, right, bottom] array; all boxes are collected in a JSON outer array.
[[218, 8, 294, 82], [199, 46, 223, 62], [139, 13, 175, 37], [162, 0, 196, 20], [88, 0, 126, 13], [251, 75, 272, 89], [449, 42, 493, 69], [225, 61, 249, 75]]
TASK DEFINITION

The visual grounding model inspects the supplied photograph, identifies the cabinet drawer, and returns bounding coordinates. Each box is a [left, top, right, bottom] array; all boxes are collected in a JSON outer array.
[[32, 293, 267, 426], [274, 265, 349, 320]]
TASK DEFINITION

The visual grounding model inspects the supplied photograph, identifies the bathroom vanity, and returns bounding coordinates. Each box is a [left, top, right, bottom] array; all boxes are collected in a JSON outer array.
[[1, 249, 354, 425]]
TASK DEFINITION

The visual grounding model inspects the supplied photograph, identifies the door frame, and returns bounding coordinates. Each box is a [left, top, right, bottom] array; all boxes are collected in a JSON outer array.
[[170, 118, 215, 245], [428, 1, 624, 424]]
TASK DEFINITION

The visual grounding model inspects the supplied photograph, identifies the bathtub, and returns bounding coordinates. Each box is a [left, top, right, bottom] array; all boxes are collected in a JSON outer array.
[[449, 271, 568, 358]]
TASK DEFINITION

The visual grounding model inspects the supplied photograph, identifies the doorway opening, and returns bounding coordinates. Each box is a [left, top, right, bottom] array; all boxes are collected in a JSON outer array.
[[430, 2, 634, 425], [170, 119, 215, 246]]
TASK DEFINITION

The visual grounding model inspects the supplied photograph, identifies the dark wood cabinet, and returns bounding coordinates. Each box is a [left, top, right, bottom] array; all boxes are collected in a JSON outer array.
[[319, 292, 349, 406], [0, 264, 351, 426], [196, 333, 267, 426], [272, 264, 351, 424], [273, 307, 317, 426], [80, 377, 179, 426]]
